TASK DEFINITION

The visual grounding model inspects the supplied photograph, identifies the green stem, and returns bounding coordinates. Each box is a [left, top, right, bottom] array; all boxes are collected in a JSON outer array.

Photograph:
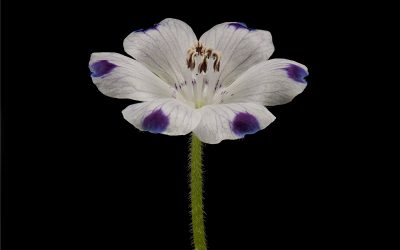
[[189, 133, 206, 250]]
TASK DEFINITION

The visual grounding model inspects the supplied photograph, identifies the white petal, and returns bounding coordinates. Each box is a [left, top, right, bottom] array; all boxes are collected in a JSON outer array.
[[89, 52, 174, 101], [217, 59, 308, 106], [199, 22, 274, 87], [122, 98, 201, 136], [193, 103, 275, 144], [123, 18, 197, 85]]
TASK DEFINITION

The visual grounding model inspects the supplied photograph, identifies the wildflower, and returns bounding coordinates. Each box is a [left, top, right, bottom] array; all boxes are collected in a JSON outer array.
[[89, 18, 308, 144]]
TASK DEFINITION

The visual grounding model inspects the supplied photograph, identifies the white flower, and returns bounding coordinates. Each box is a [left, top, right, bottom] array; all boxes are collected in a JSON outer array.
[[89, 18, 308, 144]]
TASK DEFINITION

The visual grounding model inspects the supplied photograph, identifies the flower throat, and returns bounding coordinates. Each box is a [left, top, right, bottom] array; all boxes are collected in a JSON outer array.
[[173, 42, 222, 108]]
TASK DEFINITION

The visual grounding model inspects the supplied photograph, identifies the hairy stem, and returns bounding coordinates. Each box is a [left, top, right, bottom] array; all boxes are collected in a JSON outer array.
[[189, 133, 206, 250]]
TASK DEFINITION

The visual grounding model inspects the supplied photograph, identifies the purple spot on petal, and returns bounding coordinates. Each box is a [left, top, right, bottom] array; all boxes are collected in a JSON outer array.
[[228, 23, 248, 29], [228, 22, 248, 29], [90, 60, 117, 77], [231, 112, 260, 137], [142, 109, 169, 134], [134, 23, 160, 33], [285, 64, 308, 84], [228, 22, 255, 31]]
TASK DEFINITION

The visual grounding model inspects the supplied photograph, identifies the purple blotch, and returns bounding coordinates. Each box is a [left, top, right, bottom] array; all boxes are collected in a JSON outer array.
[[90, 60, 117, 77], [134, 23, 160, 33], [228, 22, 247, 29], [142, 109, 169, 134], [285, 64, 308, 84], [231, 112, 260, 137], [228, 22, 255, 31]]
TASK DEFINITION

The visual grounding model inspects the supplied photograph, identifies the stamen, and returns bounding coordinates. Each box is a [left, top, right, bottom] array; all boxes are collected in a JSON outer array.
[[205, 48, 212, 59], [212, 51, 221, 72], [183, 42, 223, 107], [198, 57, 207, 73], [186, 48, 196, 71], [186, 42, 221, 74]]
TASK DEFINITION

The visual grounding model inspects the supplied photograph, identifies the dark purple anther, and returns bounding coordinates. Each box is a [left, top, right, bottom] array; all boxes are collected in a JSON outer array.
[[90, 60, 117, 77], [231, 112, 260, 137], [285, 64, 308, 84], [142, 109, 169, 134]]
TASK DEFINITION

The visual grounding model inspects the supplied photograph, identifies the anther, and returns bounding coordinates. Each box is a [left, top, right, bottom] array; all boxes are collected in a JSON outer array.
[[212, 51, 221, 72], [186, 42, 221, 73]]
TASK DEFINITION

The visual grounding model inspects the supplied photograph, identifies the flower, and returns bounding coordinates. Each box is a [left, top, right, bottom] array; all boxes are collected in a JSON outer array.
[[89, 18, 308, 144]]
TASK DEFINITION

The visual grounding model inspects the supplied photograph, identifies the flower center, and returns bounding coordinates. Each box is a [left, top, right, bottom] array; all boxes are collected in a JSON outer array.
[[186, 42, 221, 74], [174, 42, 222, 108]]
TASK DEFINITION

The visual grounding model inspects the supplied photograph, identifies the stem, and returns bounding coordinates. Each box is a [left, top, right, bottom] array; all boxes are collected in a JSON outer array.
[[189, 133, 206, 250]]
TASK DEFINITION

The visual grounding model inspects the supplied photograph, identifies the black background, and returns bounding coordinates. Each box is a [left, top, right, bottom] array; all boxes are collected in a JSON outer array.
[[2, 1, 383, 249]]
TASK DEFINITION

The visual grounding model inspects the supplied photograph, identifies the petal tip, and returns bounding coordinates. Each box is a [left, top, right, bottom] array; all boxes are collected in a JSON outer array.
[[285, 64, 308, 84], [142, 109, 169, 134], [227, 22, 251, 30], [231, 112, 261, 137], [90, 60, 117, 77], [133, 23, 160, 33]]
